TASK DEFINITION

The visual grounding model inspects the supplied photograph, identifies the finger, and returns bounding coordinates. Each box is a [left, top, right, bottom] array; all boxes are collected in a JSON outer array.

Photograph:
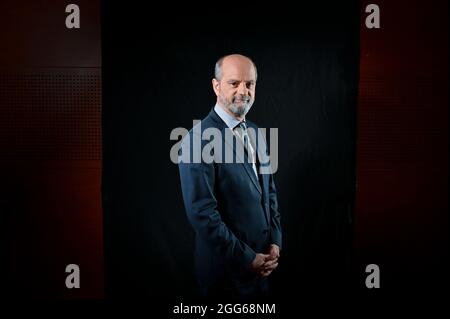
[[256, 254, 269, 265], [264, 258, 278, 267], [270, 251, 280, 258], [264, 262, 278, 271], [256, 260, 265, 268], [265, 254, 278, 262], [258, 263, 270, 272]]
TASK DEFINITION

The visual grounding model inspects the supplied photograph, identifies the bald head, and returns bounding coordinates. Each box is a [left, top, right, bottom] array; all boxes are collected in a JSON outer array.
[[214, 54, 258, 82]]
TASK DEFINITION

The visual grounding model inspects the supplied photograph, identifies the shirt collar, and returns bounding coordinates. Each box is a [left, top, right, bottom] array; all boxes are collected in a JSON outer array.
[[214, 104, 242, 130]]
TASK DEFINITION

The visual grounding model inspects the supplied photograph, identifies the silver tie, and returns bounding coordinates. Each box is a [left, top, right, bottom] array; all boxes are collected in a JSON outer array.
[[234, 122, 258, 178]]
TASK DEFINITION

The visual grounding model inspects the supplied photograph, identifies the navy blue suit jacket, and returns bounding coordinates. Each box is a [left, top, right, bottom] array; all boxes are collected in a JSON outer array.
[[178, 108, 282, 296]]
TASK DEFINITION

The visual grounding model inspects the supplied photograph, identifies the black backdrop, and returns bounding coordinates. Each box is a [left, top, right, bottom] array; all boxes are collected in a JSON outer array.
[[102, 2, 360, 302]]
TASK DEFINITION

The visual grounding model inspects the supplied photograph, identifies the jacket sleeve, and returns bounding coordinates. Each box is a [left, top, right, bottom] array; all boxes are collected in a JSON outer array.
[[178, 136, 256, 269]]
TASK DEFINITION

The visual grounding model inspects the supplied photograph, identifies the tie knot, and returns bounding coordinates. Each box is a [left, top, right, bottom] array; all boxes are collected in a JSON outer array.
[[238, 121, 247, 131]]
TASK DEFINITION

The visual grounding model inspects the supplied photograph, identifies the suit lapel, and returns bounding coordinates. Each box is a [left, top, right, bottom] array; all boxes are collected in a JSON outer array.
[[209, 109, 262, 195], [251, 122, 271, 225], [223, 127, 262, 195]]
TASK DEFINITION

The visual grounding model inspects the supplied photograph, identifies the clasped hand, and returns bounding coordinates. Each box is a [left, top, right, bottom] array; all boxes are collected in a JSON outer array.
[[250, 244, 280, 277]]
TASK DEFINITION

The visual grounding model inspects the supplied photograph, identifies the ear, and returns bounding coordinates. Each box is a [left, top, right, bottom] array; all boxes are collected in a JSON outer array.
[[212, 78, 220, 97]]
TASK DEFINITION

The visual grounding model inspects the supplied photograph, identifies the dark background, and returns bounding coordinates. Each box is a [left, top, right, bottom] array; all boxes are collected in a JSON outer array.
[[102, 2, 360, 301]]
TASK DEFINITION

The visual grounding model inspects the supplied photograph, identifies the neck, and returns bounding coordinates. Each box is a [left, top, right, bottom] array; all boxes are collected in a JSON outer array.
[[217, 102, 245, 122]]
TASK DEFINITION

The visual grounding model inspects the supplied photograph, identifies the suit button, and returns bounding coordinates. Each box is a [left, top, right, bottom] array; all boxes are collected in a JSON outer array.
[[262, 229, 269, 234]]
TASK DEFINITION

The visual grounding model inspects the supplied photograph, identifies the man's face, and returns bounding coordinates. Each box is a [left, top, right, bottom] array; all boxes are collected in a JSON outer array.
[[213, 56, 257, 118]]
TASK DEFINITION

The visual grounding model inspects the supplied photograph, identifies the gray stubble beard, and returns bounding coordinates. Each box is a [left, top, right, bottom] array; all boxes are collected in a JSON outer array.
[[220, 95, 254, 118]]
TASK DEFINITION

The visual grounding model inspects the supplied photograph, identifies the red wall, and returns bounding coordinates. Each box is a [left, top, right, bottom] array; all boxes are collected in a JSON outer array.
[[0, 0, 103, 298], [356, 0, 448, 288]]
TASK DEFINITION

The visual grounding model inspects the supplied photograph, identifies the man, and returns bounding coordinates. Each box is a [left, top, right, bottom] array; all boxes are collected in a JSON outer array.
[[178, 54, 282, 300]]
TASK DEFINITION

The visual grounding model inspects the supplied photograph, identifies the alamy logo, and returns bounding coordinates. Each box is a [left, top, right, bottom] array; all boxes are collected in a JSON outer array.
[[65, 264, 80, 289], [65, 4, 80, 29], [365, 264, 380, 288], [365, 4, 380, 29], [170, 120, 279, 174]]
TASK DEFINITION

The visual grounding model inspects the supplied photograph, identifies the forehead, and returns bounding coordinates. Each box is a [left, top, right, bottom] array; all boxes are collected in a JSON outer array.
[[221, 57, 256, 80]]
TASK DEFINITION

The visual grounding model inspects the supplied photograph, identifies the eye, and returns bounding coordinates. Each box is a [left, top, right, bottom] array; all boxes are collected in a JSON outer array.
[[230, 82, 239, 88], [246, 82, 254, 89]]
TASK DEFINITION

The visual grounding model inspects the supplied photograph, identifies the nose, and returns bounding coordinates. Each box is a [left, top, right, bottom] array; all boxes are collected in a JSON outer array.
[[237, 82, 248, 95]]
